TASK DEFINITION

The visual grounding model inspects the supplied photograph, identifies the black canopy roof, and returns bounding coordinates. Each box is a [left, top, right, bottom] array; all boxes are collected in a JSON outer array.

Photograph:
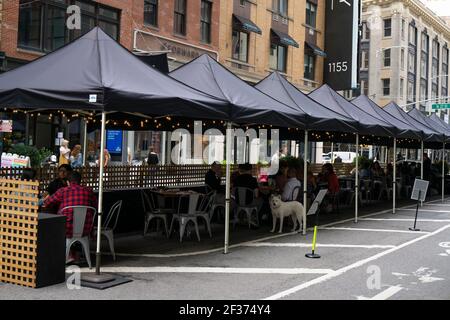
[[407, 108, 448, 141], [308, 85, 395, 137], [170, 54, 304, 128], [0, 27, 232, 120], [255, 72, 357, 132], [351, 95, 421, 139], [383, 102, 442, 142], [428, 114, 450, 136]]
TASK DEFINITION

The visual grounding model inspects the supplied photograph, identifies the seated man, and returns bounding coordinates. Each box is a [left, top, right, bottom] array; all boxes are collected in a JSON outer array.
[[205, 161, 223, 193], [281, 167, 301, 201], [43, 171, 97, 263], [47, 164, 73, 196]]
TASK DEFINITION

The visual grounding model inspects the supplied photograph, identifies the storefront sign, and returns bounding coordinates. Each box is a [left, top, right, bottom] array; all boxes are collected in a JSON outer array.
[[324, 0, 360, 90], [0, 120, 12, 133], [106, 130, 123, 154], [134, 30, 218, 64]]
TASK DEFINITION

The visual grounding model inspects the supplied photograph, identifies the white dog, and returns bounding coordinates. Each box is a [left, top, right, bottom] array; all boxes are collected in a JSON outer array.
[[269, 194, 305, 233]]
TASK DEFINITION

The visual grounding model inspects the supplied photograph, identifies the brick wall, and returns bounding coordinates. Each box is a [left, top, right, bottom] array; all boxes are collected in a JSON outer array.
[[0, 0, 219, 63]]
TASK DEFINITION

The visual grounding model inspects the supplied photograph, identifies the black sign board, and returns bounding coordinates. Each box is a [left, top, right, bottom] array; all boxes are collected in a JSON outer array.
[[324, 0, 360, 91]]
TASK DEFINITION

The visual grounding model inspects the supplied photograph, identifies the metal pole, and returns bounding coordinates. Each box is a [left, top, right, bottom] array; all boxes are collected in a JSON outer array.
[[421, 140, 424, 206], [82, 118, 88, 166], [96, 112, 106, 275], [224, 122, 232, 254], [303, 130, 308, 235], [421, 140, 424, 180], [355, 134, 359, 223], [393, 138, 397, 214], [442, 142, 445, 203], [331, 142, 334, 163]]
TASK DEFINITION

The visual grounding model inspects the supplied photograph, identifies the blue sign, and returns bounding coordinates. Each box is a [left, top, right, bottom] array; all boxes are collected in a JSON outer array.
[[106, 130, 123, 154]]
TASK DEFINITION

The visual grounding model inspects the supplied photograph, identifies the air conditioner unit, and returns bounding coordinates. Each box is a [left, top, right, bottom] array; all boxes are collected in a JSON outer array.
[[272, 13, 279, 21], [281, 17, 288, 25]]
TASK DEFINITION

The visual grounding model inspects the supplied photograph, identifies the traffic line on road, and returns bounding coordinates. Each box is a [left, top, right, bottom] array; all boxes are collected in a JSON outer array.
[[79, 266, 334, 275], [400, 208, 450, 213], [319, 227, 430, 234], [357, 285, 403, 300], [360, 218, 450, 222], [243, 243, 395, 249], [263, 224, 450, 300]]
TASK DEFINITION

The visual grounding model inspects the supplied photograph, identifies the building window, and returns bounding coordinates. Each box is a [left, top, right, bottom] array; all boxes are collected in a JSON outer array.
[[270, 43, 287, 72], [174, 0, 187, 35], [409, 24, 417, 46], [408, 50, 416, 74], [273, 0, 288, 17], [144, 0, 158, 27], [442, 47, 449, 100], [18, 0, 120, 52], [401, 19, 406, 41], [361, 50, 369, 69], [400, 78, 404, 100], [383, 49, 391, 67], [305, 1, 317, 28], [200, 0, 212, 43], [401, 48, 405, 70], [382, 79, 390, 96], [362, 22, 370, 41], [383, 18, 392, 37], [240, 0, 246, 6], [304, 52, 315, 80], [232, 30, 249, 62], [361, 80, 369, 96], [407, 80, 415, 102], [420, 78, 427, 105]]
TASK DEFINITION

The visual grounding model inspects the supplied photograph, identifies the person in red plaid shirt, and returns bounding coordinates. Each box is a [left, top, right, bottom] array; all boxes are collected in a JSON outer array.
[[43, 171, 97, 262]]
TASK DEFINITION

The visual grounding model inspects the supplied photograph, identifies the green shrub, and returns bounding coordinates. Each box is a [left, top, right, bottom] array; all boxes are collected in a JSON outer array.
[[8, 144, 52, 168]]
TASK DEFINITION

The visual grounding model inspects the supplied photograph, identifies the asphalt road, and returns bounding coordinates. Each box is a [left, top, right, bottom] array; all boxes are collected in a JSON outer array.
[[1, 198, 450, 300]]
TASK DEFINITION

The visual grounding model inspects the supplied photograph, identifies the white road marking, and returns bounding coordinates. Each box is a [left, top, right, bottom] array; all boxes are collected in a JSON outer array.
[[264, 224, 450, 300], [400, 208, 450, 213], [320, 227, 430, 234], [243, 243, 395, 249], [360, 218, 450, 222], [369, 285, 403, 300], [413, 267, 445, 283], [78, 266, 334, 275]]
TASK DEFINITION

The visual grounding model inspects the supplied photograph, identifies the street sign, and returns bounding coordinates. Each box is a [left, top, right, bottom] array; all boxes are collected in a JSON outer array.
[[411, 179, 429, 202], [432, 103, 450, 110], [324, 0, 360, 90]]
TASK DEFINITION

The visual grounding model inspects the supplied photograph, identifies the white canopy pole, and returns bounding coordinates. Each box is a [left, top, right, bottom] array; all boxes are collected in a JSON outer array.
[[421, 140, 424, 180], [393, 138, 397, 214], [442, 142, 445, 203], [82, 118, 88, 166], [421, 140, 424, 206], [355, 134, 359, 223], [224, 122, 232, 254], [303, 130, 308, 235], [96, 112, 106, 273]]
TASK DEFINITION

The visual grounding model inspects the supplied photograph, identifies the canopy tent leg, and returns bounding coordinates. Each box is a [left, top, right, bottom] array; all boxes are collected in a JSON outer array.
[[224, 122, 232, 254], [421, 140, 424, 206], [355, 134, 359, 223], [393, 138, 397, 214], [81, 112, 115, 284], [82, 118, 88, 166], [303, 130, 308, 235], [442, 142, 445, 203]]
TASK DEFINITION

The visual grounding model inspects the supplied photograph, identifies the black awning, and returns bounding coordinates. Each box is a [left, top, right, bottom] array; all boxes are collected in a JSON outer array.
[[305, 42, 327, 57], [271, 29, 299, 48], [233, 14, 262, 34]]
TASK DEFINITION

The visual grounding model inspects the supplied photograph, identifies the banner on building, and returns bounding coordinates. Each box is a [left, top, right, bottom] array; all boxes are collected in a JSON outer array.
[[324, 0, 360, 91]]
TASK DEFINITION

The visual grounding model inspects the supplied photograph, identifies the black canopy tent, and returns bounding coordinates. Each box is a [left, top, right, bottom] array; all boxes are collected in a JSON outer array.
[[428, 113, 450, 202], [0, 27, 313, 262], [255, 72, 360, 215], [170, 54, 317, 236], [309, 85, 396, 222]]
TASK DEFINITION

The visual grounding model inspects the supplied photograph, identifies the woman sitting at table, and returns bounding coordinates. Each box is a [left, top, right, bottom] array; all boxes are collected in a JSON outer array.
[[281, 167, 301, 201], [274, 162, 288, 193], [371, 161, 385, 178]]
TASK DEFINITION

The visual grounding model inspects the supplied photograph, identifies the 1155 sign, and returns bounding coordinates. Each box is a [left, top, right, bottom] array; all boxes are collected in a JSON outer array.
[[324, 0, 360, 91]]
